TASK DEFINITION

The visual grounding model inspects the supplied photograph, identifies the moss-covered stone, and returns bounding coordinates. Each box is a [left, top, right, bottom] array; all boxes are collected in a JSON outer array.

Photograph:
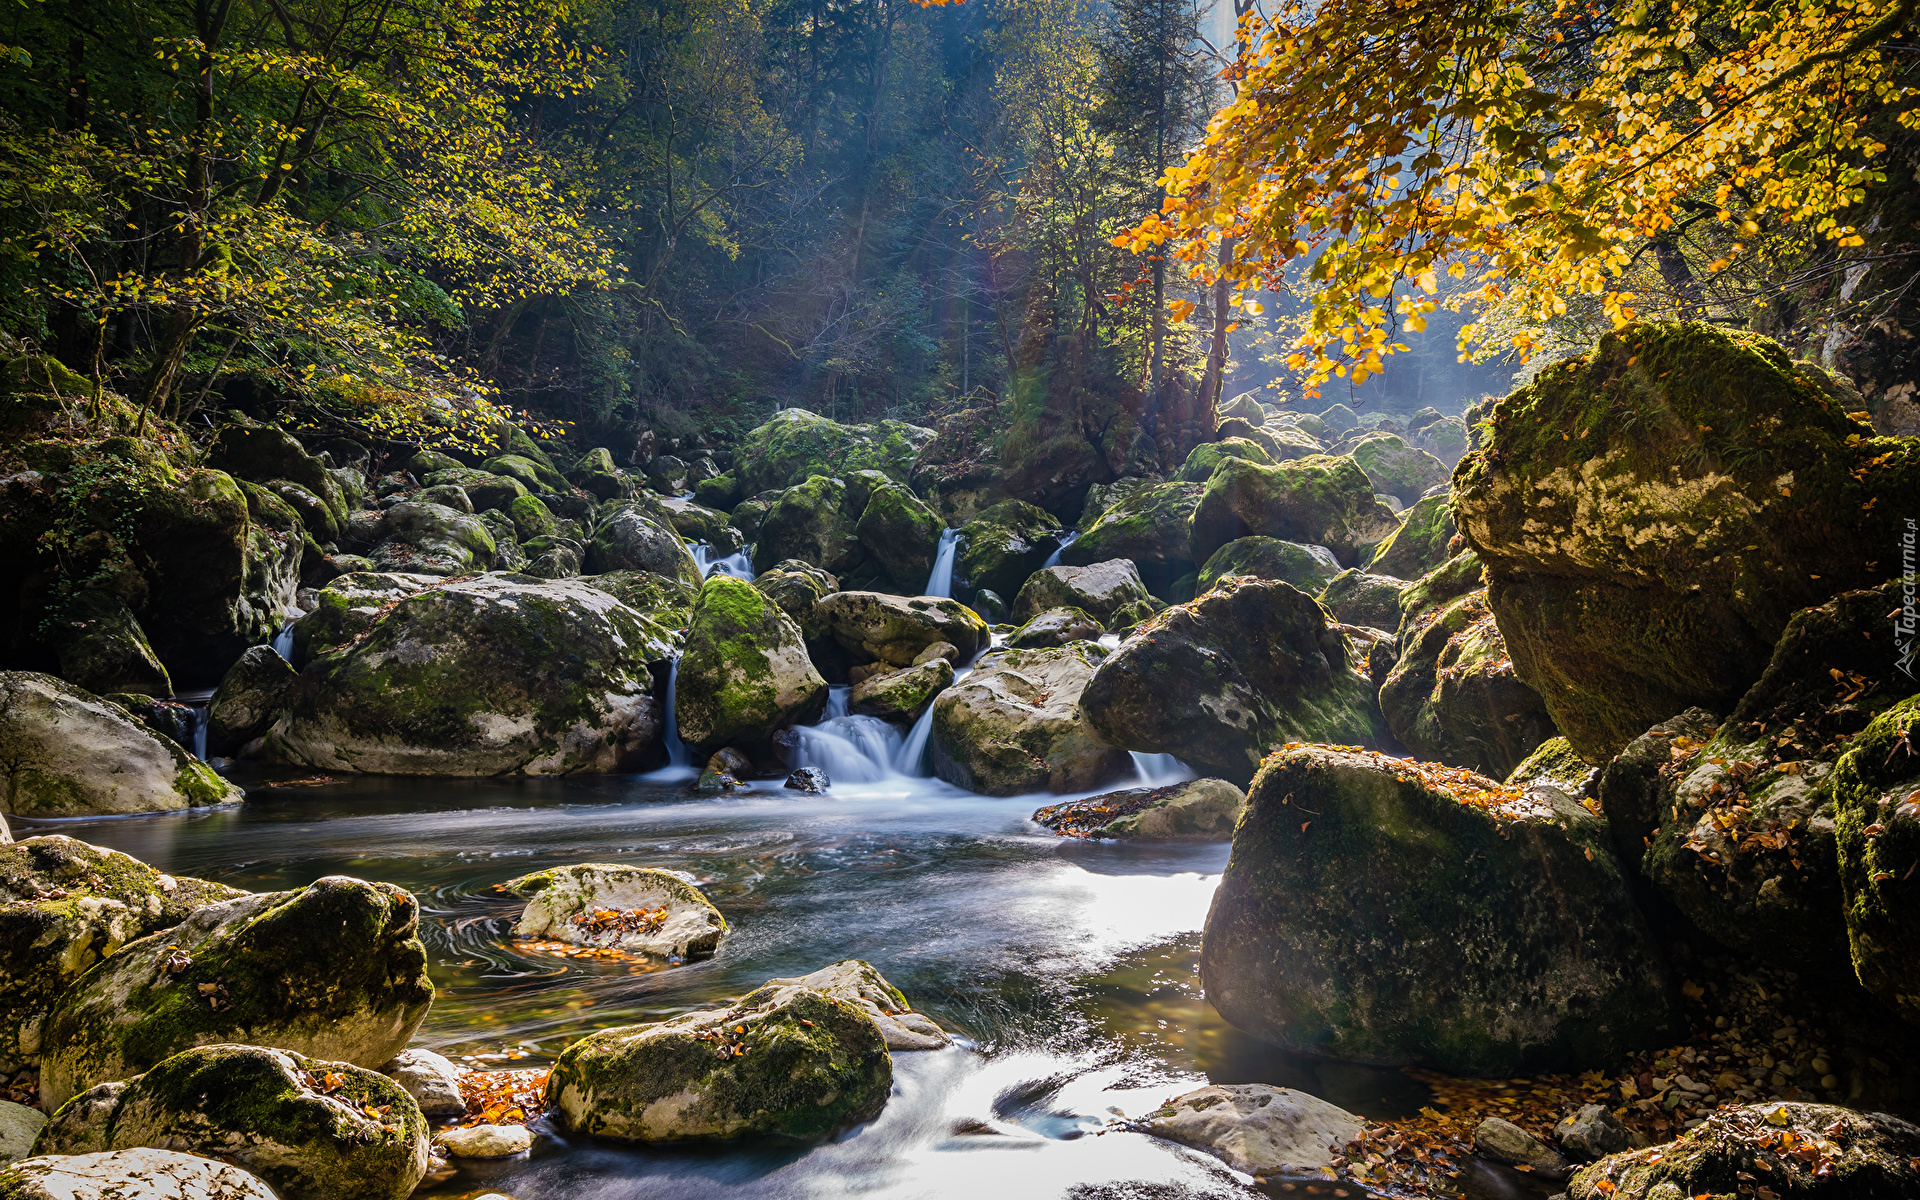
[[39, 875, 434, 1109], [1007, 606, 1102, 649], [422, 466, 528, 514], [1203, 745, 1677, 1074], [1453, 321, 1918, 762], [1407, 412, 1468, 468], [848, 658, 953, 722], [367, 501, 495, 576], [0, 1147, 280, 1198], [580, 570, 699, 636], [546, 979, 892, 1142], [1173, 437, 1274, 482], [0, 673, 241, 817], [34, 1043, 429, 1200], [481, 452, 567, 494], [206, 418, 346, 530], [1080, 577, 1386, 784], [1059, 483, 1204, 598], [953, 500, 1062, 602], [813, 591, 988, 666], [287, 572, 440, 662], [1318, 569, 1407, 630], [694, 473, 741, 510], [1196, 537, 1341, 594], [751, 475, 860, 574], [50, 591, 171, 698], [1348, 434, 1448, 504], [1190, 455, 1401, 570], [585, 503, 701, 587], [751, 561, 839, 635], [1566, 1102, 1920, 1199], [1032, 778, 1245, 840], [1503, 736, 1590, 788], [1366, 493, 1457, 580], [504, 864, 726, 961], [207, 645, 296, 755], [507, 493, 557, 540], [0, 836, 243, 1072], [1011, 560, 1161, 631], [753, 960, 947, 1050], [736, 409, 935, 496], [270, 576, 674, 775], [854, 482, 943, 588], [1832, 696, 1920, 1024], [569, 447, 626, 500], [675, 575, 825, 753], [930, 643, 1132, 796], [651, 496, 739, 551]]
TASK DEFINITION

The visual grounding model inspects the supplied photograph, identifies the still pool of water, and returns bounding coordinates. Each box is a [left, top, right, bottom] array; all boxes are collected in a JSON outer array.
[[21, 767, 1433, 1200]]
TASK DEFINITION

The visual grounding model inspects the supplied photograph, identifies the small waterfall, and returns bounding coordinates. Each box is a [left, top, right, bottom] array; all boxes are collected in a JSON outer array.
[[825, 684, 850, 719], [641, 656, 698, 781], [786, 714, 907, 785], [271, 623, 295, 661], [1042, 530, 1079, 569], [894, 703, 938, 777], [924, 529, 960, 597], [186, 705, 208, 761], [691, 543, 754, 580], [1130, 751, 1194, 786]]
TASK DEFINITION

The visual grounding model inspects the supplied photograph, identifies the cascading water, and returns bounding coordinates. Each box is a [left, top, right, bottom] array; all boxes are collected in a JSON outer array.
[[1129, 751, 1193, 786], [1041, 530, 1079, 569], [692, 542, 754, 580], [271, 623, 295, 661], [642, 656, 698, 781], [923, 529, 960, 597]]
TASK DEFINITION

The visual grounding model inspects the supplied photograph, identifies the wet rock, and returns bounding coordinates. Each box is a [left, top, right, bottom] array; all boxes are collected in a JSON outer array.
[[1140, 1083, 1362, 1179], [784, 767, 829, 793], [1172, 437, 1274, 483], [438, 1124, 531, 1158], [697, 747, 752, 792], [579, 570, 698, 636], [1080, 578, 1385, 785], [751, 475, 861, 574], [1565, 1102, 1920, 1199], [931, 642, 1132, 796], [39, 875, 435, 1108], [1318, 569, 1407, 630], [849, 659, 953, 722], [1196, 536, 1341, 594], [951, 500, 1060, 602], [546, 978, 891, 1142], [0, 673, 241, 817], [1007, 606, 1102, 649], [504, 864, 725, 961], [0, 1101, 42, 1164], [206, 646, 296, 756], [1010, 560, 1161, 632], [757, 959, 948, 1050], [970, 588, 1006, 623], [586, 503, 702, 587], [1366, 492, 1457, 580], [913, 641, 958, 665], [51, 591, 172, 698], [735, 409, 933, 496], [0, 1148, 280, 1199], [675, 575, 825, 753], [752, 561, 839, 633], [1201, 745, 1677, 1074], [35, 1043, 429, 1200], [0, 835, 243, 1072], [650, 495, 739, 551], [1552, 1104, 1637, 1160], [1059, 483, 1205, 598], [1190, 454, 1400, 570], [270, 576, 673, 776], [381, 1048, 465, 1119], [1475, 1116, 1568, 1173], [1453, 321, 1917, 762], [1349, 434, 1449, 505], [813, 591, 988, 667], [854, 480, 943, 587], [1032, 778, 1245, 840]]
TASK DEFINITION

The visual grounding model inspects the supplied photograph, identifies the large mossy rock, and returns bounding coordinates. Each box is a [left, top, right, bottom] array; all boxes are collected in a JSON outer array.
[[1007, 606, 1103, 650], [675, 575, 825, 753], [1348, 434, 1449, 505], [0, 1148, 279, 1199], [1172, 437, 1274, 483], [1318, 569, 1407, 631], [0, 673, 241, 816], [1190, 455, 1401, 570], [288, 572, 439, 662], [504, 864, 726, 961], [1196, 536, 1341, 594], [1032, 778, 1246, 840], [546, 977, 892, 1142], [367, 501, 495, 576], [1407, 408, 1469, 467], [751, 475, 861, 575], [580, 570, 700, 637], [1366, 492, 1457, 580], [956, 500, 1063, 601], [1203, 746, 1677, 1074], [930, 642, 1132, 796], [1453, 321, 1920, 762], [271, 576, 674, 775], [0, 837, 243, 1072], [848, 658, 952, 721], [421, 466, 529, 514], [1832, 695, 1920, 1025], [35, 1044, 428, 1200], [1081, 578, 1385, 785], [50, 592, 171, 698], [206, 419, 347, 530], [587, 503, 702, 587], [207, 646, 296, 755], [754, 960, 948, 1051], [1059, 482, 1204, 597], [750, 561, 838, 633], [853, 480, 943, 588], [812, 591, 988, 667], [39, 876, 434, 1109], [1011, 560, 1160, 631], [569, 447, 627, 500], [735, 409, 934, 496], [1566, 1102, 1920, 1199]]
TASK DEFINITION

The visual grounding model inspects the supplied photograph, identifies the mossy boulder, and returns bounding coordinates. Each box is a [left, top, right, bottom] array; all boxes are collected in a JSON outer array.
[[853, 481, 943, 588], [422, 466, 528, 514], [1453, 321, 1919, 762], [751, 561, 839, 633], [34, 1043, 429, 1200], [1379, 585, 1558, 780], [813, 591, 988, 667], [545, 978, 892, 1142], [1059, 482, 1205, 598], [206, 419, 347, 530], [1263, 424, 1331, 461], [0, 673, 240, 816], [1504, 736, 1591, 788], [1196, 537, 1341, 594], [1366, 492, 1457, 580], [847, 658, 953, 722], [269, 576, 674, 776], [367, 501, 495, 576], [0, 1148, 280, 1199], [287, 572, 439, 662], [569, 447, 626, 500], [1011, 560, 1161, 631], [1349, 434, 1449, 504], [481, 452, 567, 494], [1831, 696, 1920, 1024], [206, 646, 296, 755], [507, 493, 556, 540], [751, 475, 861, 575], [1566, 1102, 1920, 1199], [1318, 403, 1359, 433], [1318, 569, 1408, 630], [50, 592, 171, 698], [1032, 778, 1246, 840], [930, 642, 1132, 796], [675, 575, 825, 753], [953, 500, 1063, 602], [1080, 578, 1385, 784], [1173, 437, 1274, 483], [1007, 606, 1102, 649], [650, 496, 737, 550], [580, 570, 699, 635], [586, 503, 702, 587], [736, 409, 935, 495], [38, 875, 434, 1109], [1190, 455, 1401, 570], [503, 864, 726, 961], [754, 960, 947, 1051], [694, 473, 740, 510], [0, 836, 243, 1072], [1203, 745, 1677, 1074], [1407, 412, 1469, 468]]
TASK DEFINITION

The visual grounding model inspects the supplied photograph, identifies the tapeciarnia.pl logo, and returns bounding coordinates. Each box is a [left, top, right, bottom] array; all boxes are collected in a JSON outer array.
[[1899, 517, 1917, 679]]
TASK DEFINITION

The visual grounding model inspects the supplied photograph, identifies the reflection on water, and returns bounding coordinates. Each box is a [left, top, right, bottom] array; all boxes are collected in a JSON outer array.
[[23, 767, 1428, 1198]]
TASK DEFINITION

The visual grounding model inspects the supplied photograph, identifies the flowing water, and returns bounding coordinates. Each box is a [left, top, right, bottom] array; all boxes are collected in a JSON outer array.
[[924, 530, 960, 598], [1042, 531, 1079, 570], [23, 710, 1439, 1199], [692, 543, 755, 580]]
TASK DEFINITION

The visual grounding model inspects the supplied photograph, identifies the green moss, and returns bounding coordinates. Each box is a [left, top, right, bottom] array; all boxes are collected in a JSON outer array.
[[1832, 695, 1920, 1023], [1197, 536, 1341, 593], [675, 575, 824, 752], [1503, 737, 1589, 787], [1189, 455, 1399, 570], [1173, 437, 1274, 483], [1366, 493, 1457, 580], [1061, 482, 1205, 597]]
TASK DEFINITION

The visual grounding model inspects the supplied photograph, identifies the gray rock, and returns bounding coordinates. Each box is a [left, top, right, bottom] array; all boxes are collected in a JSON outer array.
[[437, 1123, 531, 1158], [368, 500, 495, 576], [502, 864, 725, 961], [207, 645, 297, 756], [1475, 1116, 1569, 1173], [382, 1048, 465, 1119], [1007, 606, 1103, 649], [756, 959, 948, 1051], [784, 767, 829, 793], [931, 643, 1132, 797], [1141, 1083, 1361, 1178], [1011, 560, 1160, 631], [0, 1100, 44, 1164], [1552, 1103, 1637, 1160], [0, 1148, 279, 1199], [586, 503, 702, 587]]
